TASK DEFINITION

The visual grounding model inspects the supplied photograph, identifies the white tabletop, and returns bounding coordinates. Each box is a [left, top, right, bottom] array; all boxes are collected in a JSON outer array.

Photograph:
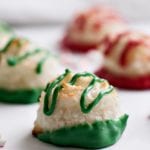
[[0, 24, 150, 150]]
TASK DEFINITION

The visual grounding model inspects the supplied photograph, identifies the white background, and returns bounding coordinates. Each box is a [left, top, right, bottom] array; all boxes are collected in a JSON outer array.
[[0, 0, 150, 25]]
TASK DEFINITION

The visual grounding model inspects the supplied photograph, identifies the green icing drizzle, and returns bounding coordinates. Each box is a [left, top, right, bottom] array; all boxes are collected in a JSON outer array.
[[0, 37, 15, 52], [7, 48, 52, 74], [0, 34, 52, 74], [43, 69, 71, 115], [69, 72, 113, 113], [36, 114, 128, 149], [35, 52, 51, 74], [7, 48, 41, 66], [43, 69, 113, 116], [0, 88, 42, 104]]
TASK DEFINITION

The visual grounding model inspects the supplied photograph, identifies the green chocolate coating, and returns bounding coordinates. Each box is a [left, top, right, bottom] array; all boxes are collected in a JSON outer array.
[[0, 88, 43, 104], [36, 114, 128, 149]]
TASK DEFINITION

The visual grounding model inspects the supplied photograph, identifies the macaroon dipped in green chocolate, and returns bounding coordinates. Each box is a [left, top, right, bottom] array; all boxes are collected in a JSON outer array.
[[32, 69, 128, 149], [0, 33, 63, 104]]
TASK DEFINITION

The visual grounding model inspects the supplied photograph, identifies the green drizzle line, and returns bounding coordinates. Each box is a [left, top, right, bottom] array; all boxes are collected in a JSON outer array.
[[0, 37, 15, 52], [0, 35, 52, 74], [44, 69, 71, 115], [43, 69, 113, 116], [35, 52, 51, 74], [7, 48, 41, 66], [7, 48, 51, 74]]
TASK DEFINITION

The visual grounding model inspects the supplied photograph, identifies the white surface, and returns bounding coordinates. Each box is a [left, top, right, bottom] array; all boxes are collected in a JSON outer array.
[[0, 0, 89, 25], [0, 25, 150, 150], [0, 0, 150, 24]]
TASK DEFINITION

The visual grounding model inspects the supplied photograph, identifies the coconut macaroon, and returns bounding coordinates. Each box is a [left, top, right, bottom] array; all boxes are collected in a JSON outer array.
[[95, 31, 150, 89], [0, 34, 63, 103], [33, 69, 128, 149], [61, 6, 127, 53]]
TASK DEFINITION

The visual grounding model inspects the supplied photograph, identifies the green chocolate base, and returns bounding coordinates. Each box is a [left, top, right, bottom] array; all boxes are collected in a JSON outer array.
[[0, 88, 43, 104], [35, 114, 128, 149]]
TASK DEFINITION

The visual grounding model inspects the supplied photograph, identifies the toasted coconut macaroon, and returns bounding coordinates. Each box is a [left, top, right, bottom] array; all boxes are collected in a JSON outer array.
[[95, 31, 150, 89], [33, 69, 128, 149], [0, 34, 63, 103], [61, 6, 127, 53]]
